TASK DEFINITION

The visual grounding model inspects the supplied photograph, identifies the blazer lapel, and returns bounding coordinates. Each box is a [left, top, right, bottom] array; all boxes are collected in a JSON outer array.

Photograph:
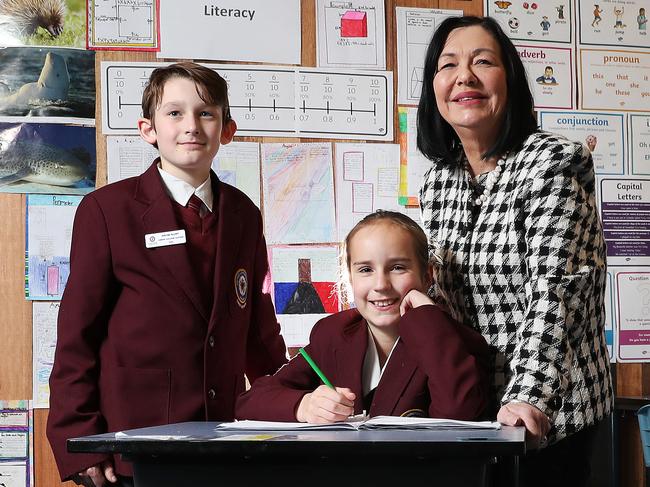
[[209, 178, 242, 328], [334, 321, 367, 415], [371, 341, 418, 416], [138, 163, 209, 322]]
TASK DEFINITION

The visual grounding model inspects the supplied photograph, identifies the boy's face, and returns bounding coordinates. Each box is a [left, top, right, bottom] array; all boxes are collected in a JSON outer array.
[[545, 67, 553, 77], [138, 77, 236, 185]]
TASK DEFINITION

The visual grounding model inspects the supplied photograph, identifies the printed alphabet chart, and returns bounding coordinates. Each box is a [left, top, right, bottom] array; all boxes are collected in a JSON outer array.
[[101, 62, 392, 140]]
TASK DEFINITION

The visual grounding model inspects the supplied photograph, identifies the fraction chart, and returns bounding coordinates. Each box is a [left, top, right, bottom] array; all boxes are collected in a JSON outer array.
[[101, 62, 393, 140]]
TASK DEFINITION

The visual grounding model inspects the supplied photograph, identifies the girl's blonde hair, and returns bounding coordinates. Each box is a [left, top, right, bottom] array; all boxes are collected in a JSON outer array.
[[337, 210, 430, 305]]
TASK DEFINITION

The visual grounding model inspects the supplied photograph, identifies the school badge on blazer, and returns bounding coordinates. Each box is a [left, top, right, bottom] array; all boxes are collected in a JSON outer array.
[[234, 269, 248, 308]]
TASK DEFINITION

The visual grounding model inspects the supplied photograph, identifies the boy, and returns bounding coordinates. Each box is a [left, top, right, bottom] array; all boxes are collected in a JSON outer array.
[[47, 62, 287, 486]]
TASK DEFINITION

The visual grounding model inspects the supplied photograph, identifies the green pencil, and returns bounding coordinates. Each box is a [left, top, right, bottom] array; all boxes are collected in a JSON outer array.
[[298, 347, 334, 389]]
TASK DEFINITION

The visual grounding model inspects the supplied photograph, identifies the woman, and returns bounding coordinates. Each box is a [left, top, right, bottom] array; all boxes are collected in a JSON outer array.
[[417, 16, 612, 487]]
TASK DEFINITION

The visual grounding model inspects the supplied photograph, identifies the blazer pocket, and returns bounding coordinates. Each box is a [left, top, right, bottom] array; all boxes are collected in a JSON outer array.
[[99, 365, 171, 432]]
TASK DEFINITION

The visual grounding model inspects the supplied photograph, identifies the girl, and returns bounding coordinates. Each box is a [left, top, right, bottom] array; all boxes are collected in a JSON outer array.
[[236, 210, 488, 422]]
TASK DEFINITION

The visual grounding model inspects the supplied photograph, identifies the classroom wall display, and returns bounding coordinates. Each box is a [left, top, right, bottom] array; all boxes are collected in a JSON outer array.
[[579, 48, 650, 111], [615, 271, 650, 361], [270, 245, 339, 347], [606, 272, 616, 361], [395, 7, 462, 105], [158, 0, 301, 64], [0, 122, 96, 194], [262, 143, 336, 245], [538, 110, 625, 175], [100, 62, 393, 140], [516, 44, 574, 109], [0, 47, 95, 123], [629, 114, 650, 175], [599, 177, 650, 266], [32, 302, 58, 408], [0, 400, 33, 487], [486, 0, 572, 44], [25, 195, 81, 300], [578, 0, 650, 49], [0, 0, 86, 48], [87, 0, 160, 51], [316, 0, 386, 70]]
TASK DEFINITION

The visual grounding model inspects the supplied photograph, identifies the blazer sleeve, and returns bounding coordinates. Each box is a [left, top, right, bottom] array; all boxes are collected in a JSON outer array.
[[237, 320, 329, 421], [244, 211, 287, 382], [46, 195, 115, 481], [503, 142, 608, 418], [398, 305, 489, 420]]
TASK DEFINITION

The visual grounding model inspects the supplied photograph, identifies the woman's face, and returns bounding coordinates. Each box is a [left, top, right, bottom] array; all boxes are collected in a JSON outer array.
[[433, 25, 508, 143]]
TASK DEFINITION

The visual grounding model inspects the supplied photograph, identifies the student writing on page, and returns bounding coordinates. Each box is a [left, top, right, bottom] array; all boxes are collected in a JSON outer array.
[[236, 211, 489, 423], [47, 62, 287, 487]]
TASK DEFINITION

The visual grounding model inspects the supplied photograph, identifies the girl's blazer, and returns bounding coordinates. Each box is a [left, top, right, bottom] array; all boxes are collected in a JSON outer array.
[[237, 306, 489, 421], [47, 161, 287, 480]]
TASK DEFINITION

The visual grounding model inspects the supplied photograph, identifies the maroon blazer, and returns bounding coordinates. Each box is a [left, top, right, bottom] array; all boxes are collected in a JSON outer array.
[[47, 162, 287, 480], [236, 306, 489, 421]]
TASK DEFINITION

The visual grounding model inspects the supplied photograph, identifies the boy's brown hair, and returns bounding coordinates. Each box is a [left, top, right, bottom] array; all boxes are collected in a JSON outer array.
[[141, 62, 231, 127]]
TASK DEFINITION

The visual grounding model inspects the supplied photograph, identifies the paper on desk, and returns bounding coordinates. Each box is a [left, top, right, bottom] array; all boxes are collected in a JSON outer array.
[[216, 416, 500, 431]]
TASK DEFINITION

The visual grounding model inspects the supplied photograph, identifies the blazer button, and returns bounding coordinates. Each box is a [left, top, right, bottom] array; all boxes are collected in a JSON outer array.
[[208, 335, 215, 348], [208, 389, 216, 400]]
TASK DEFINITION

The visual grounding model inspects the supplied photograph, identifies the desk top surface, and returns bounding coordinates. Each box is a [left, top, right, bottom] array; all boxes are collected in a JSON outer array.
[[68, 421, 526, 459]]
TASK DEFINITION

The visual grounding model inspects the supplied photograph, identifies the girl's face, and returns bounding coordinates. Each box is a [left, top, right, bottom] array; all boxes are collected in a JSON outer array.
[[348, 222, 429, 333]]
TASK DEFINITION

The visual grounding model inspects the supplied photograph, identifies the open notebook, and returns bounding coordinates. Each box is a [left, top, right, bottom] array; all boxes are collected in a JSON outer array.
[[215, 416, 501, 431]]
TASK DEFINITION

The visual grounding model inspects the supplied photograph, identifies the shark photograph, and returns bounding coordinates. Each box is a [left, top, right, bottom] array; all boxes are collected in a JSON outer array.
[[0, 121, 95, 194]]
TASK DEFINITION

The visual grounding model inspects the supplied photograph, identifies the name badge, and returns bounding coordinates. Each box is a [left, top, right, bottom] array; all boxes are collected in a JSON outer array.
[[145, 230, 186, 248]]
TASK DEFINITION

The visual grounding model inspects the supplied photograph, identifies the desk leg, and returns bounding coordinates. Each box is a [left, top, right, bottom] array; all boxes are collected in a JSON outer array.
[[493, 455, 519, 487]]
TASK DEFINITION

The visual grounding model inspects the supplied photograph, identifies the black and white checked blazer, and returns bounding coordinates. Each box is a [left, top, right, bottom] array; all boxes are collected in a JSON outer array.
[[419, 131, 613, 444]]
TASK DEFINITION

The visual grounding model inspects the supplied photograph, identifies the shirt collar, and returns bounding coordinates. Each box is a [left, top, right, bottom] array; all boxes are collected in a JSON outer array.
[[361, 326, 400, 396], [157, 164, 214, 212]]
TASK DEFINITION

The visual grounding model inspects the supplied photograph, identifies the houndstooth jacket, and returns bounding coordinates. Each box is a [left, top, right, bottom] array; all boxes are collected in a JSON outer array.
[[419, 131, 613, 444]]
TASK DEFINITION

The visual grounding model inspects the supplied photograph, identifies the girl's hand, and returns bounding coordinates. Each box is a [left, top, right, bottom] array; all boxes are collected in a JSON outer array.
[[296, 385, 356, 423], [399, 289, 435, 315], [77, 460, 117, 486], [497, 401, 551, 449]]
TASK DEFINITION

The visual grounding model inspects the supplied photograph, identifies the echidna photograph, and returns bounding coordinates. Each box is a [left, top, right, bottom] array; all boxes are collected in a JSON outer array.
[[0, 121, 96, 194], [0, 47, 95, 120], [0, 0, 85, 47]]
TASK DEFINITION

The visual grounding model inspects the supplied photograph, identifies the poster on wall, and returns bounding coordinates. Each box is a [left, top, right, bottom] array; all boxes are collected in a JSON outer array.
[[32, 302, 59, 408], [486, 0, 572, 44], [516, 44, 574, 109], [0, 122, 95, 194], [87, 0, 160, 51], [538, 111, 625, 175], [0, 0, 86, 48], [578, 0, 650, 49], [629, 114, 650, 175], [158, 0, 301, 64], [0, 400, 33, 487], [0, 47, 95, 124], [616, 271, 650, 361], [599, 178, 650, 266], [25, 195, 81, 300], [316, 0, 386, 70], [579, 49, 650, 112], [270, 245, 339, 348]]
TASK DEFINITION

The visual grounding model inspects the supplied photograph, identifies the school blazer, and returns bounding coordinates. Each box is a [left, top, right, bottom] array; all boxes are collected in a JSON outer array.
[[236, 306, 489, 421], [47, 161, 287, 480]]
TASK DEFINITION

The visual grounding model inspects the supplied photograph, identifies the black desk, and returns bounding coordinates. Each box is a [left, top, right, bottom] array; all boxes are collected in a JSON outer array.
[[68, 422, 526, 487]]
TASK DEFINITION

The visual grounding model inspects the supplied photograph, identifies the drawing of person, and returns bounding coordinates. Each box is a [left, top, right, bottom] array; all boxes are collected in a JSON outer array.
[[556, 5, 565, 20], [536, 66, 558, 85], [614, 6, 625, 29], [540, 16, 551, 31], [638, 8, 647, 30], [592, 4, 603, 27]]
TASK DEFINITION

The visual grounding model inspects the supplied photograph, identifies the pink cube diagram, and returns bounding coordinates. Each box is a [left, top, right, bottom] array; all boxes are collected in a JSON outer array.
[[341, 11, 367, 38]]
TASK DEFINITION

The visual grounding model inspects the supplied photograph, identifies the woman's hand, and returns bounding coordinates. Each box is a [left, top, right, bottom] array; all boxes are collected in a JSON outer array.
[[400, 289, 435, 315], [296, 385, 356, 423], [497, 401, 551, 449]]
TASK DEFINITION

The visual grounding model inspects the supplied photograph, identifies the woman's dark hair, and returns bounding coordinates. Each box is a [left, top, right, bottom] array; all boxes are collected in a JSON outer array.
[[416, 16, 537, 162]]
